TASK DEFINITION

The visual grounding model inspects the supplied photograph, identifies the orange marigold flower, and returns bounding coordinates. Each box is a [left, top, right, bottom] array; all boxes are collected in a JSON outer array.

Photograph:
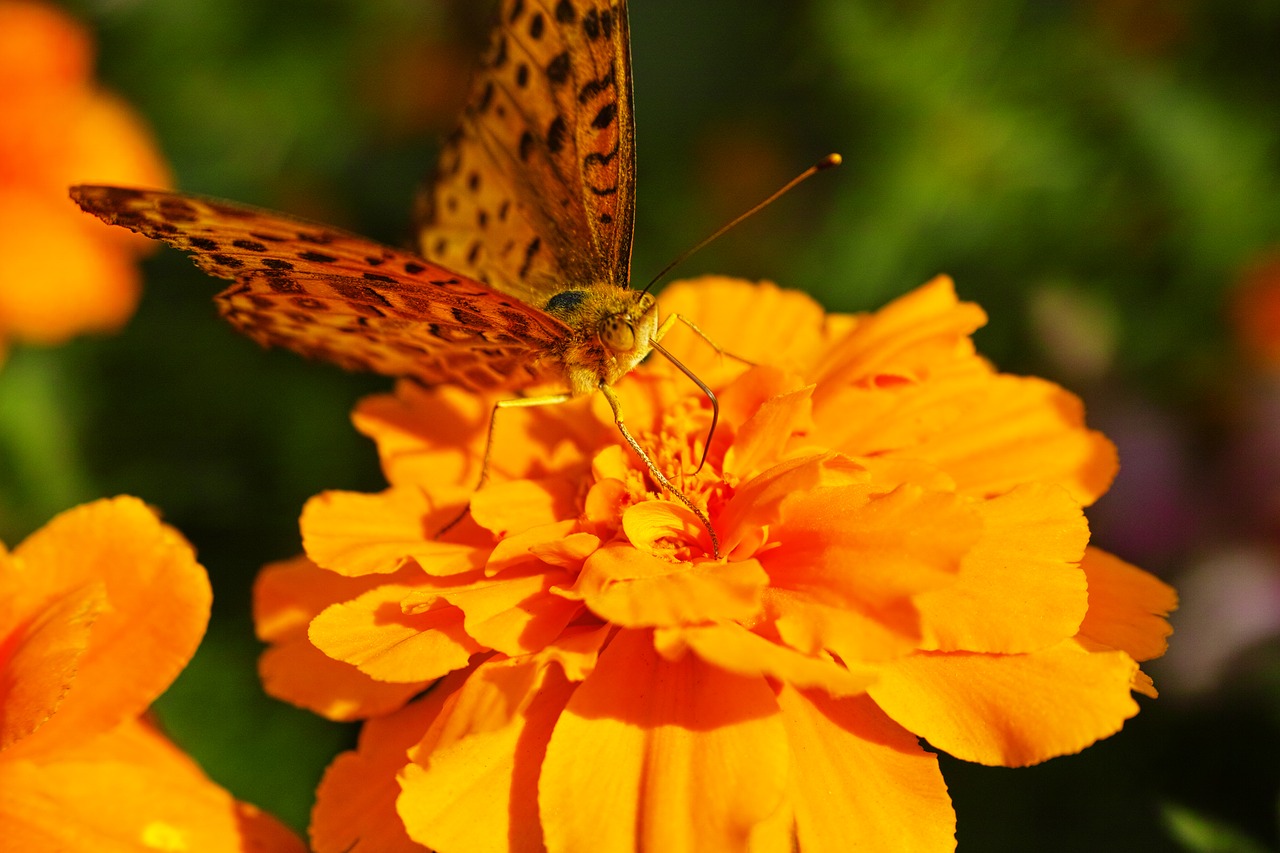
[[0, 1, 170, 357], [256, 276, 1177, 852], [0, 497, 304, 852]]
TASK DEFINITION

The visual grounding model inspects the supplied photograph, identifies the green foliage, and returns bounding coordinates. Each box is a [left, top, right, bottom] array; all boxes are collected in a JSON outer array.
[[1163, 803, 1274, 853]]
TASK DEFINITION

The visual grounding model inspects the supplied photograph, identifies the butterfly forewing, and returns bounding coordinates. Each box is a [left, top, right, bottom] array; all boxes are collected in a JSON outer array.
[[70, 185, 570, 392], [415, 0, 634, 302]]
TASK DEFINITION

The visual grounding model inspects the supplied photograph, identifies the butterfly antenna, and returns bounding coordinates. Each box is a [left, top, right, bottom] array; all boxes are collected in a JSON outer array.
[[641, 153, 842, 295]]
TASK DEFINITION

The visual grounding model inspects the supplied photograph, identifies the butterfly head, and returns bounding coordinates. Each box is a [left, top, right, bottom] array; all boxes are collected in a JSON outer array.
[[598, 291, 657, 356], [546, 285, 659, 395]]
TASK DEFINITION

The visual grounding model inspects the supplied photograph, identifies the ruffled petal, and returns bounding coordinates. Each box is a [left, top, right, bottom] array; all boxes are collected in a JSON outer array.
[[914, 484, 1089, 653], [718, 453, 868, 557], [765, 483, 979, 612], [311, 683, 457, 853], [721, 375, 814, 481], [540, 630, 788, 853], [0, 718, 303, 853], [471, 477, 581, 537], [398, 660, 575, 853], [254, 556, 429, 719], [577, 543, 767, 627], [909, 374, 1118, 507], [1077, 548, 1177, 662], [309, 583, 484, 683], [655, 623, 875, 697], [652, 277, 838, 378], [810, 276, 986, 399], [408, 565, 579, 656], [868, 641, 1140, 767], [302, 488, 486, 577], [10, 497, 209, 749], [777, 686, 955, 853], [0, 581, 102, 751]]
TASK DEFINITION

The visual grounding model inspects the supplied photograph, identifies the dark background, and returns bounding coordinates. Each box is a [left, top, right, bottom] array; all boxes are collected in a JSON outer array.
[[2, 1, 1279, 848]]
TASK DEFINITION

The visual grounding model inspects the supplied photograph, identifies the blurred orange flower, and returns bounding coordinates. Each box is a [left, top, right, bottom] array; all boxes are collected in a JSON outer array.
[[0, 497, 304, 852], [256, 277, 1176, 852], [0, 0, 170, 359], [1232, 249, 1280, 370]]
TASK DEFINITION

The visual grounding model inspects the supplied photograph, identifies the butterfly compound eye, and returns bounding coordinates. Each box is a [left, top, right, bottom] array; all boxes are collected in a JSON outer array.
[[599, 314, 637, 353]]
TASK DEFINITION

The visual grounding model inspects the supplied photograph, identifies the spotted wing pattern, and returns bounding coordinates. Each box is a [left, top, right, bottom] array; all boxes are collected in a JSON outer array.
[[71, 185, 572, 392], [415, 0, 634, 303]]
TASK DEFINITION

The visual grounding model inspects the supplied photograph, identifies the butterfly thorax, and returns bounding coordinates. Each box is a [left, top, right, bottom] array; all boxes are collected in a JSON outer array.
[[543, 283, 657, 397]]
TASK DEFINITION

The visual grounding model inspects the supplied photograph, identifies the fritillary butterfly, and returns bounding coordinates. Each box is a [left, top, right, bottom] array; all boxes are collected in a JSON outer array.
[[72, 0, 723, 553]]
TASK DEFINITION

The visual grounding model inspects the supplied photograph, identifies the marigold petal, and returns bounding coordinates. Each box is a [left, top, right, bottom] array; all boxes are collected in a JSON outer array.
[[621, 499, 709, 554], [309, 583, 484, 683], [716, 364, 808, 433], [811, 276, 986, 397], [577, 543, 767, 627], [721, 376, 814, 480], [718, 453, 868, 556], [399, 662, 574, 853], [302, 488, 485, 577], [538, 624, 611, 682], [352, 384, 487, 487], [766, 483, 979, 611], [0, 582, 102, 752], [530, 531, 601, 567], [868, 641, 1141, 767], [915, 484, 1089, 653], [771, 595, 922, 663], [486, 519, 589, 576], [1077, 548, 1177, 662], [259, 639, 426, 723], [910, 374, 1118, 506], [806, 358, 988, 459], [253, 554, 416, 643], [0, 717, 303, 853], [252, 555, 429, 718], [10, 497, 209, 748], [312, 684, 456, 853], [776, 686, 955, 853], [540, 630, 788, 853], [471, 477, 580, 537], [409, 567, 578, 657], [650, 277, 836, 377], [655, 623, 875, 697]]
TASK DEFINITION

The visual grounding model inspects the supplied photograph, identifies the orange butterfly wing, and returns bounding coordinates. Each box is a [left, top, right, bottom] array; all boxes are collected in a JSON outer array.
[[70, 185, 571, 392], [415, 0, 635, 302]]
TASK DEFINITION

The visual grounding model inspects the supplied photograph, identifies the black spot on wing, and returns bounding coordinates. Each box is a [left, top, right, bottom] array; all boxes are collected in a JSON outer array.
[[591, 102, 617, 130], [547, 51, 570, 86]]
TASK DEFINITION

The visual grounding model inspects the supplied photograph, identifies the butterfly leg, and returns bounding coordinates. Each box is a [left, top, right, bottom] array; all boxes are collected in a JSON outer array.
[[599, 382, 721, 559], [649, 312, 753, 477], [653, 313, 756, 366], [434, 392, 573, 539]]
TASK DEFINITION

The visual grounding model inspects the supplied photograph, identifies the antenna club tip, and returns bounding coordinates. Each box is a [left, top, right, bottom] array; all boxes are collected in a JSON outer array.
[[819, 153, 843, 169]]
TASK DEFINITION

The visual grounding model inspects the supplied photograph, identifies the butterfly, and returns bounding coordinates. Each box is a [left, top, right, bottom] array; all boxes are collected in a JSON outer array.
[[72, 0, 723, 555]]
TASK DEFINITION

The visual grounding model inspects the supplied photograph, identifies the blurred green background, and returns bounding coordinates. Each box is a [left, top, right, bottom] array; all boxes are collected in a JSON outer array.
[[3, 0, 1280, 849]]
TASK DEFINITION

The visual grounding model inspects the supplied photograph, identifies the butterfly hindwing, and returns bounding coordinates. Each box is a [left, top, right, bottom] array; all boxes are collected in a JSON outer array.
[[70, 185, 571, 391], [415, 0, 634, 302]]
